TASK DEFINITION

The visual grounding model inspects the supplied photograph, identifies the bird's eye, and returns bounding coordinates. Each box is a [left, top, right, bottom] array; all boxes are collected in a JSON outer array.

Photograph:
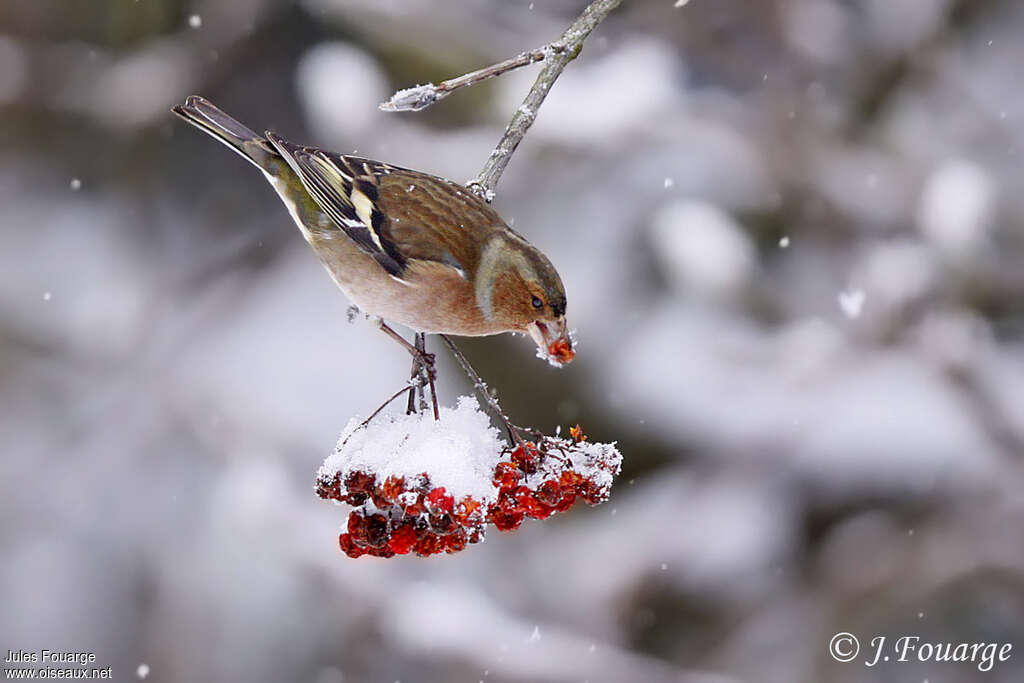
[[531, 296, 544, 310]]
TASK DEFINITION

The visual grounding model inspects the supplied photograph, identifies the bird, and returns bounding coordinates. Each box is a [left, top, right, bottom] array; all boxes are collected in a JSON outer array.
[[171, 96, 574, 367]]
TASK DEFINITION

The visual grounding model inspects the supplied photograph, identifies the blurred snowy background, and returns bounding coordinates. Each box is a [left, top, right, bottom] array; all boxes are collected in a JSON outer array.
[[2, 0, 1024, 681]]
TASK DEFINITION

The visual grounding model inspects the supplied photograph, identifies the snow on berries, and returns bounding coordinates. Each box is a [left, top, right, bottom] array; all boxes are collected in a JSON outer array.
[[315, 396, 622, 558]]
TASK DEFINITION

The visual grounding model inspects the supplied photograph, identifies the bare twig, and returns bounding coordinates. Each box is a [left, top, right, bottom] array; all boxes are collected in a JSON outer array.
[[338, 381, 417, 449], [379, 0, 623, 200], [440, 335, 547, 448], [379, 45, 566, 113]]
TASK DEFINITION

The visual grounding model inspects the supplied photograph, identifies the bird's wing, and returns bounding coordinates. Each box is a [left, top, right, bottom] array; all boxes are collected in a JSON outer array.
[[372, 167, 505, 282], [265, 133, 407, 277], [265, 133, 501, 282]]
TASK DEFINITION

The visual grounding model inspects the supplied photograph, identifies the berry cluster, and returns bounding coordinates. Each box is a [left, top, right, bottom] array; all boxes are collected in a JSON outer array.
[[488, 431, 618, 532], [316, 426, 621, 558], [316, 470, 485, 558]]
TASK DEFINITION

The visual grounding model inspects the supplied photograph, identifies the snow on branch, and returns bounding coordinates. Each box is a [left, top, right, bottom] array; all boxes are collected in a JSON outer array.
[[317, 397, 622, 558], [379, 0, 624, 200]]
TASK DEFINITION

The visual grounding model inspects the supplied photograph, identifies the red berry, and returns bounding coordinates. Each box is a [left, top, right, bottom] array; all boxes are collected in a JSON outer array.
[[454, 497, 482, 523], [400, 492, 426, 516], [366, 544, 395, 558], [493, 461, 522, 488], [512, 485, 534, 506], [579, 481, 605, 504], [430, 513, 456, 535], [388, 523, 418, 555], [347, 512, 368, 542], [491, 507, 525, 531], [497, 488, 520, 514], [344, 471, 376, 495], [525, 497, 554, 520], [338, 533, 365, 558], [554, 491, 577, 512], [381, 475, 406, 503], [425, 487, 454, 514], [536, 480, 562, 506], [364, 513, 390, 547], [444, 528, 468, 553], [413, 533, 442, 556], [509, 443, 539, 473], [559, 470, 584, 490], [369, 489, 391, 509], [316, 473, 342, 501]]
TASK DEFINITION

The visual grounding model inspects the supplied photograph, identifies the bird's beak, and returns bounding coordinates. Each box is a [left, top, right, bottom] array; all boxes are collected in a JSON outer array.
[[527, 317, 575, 367]]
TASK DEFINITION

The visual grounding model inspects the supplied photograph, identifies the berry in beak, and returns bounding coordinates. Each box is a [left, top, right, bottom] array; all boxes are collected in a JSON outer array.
[[527, 318, 575, 367]]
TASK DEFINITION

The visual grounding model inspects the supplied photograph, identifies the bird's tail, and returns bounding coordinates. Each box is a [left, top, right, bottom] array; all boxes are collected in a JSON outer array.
[[172, 96, 278, 171]]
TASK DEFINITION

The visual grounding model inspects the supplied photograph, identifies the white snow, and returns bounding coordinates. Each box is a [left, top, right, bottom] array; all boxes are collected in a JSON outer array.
[[136, 664, 149, 679], [379, 84, 439, 113], [837, 288, 865, 319], [917, 159, 995, 259], [321, 396, 620, 508], [188, 14, 202, 29], [70, 178, 81, 191], [320, 396, 505, 504], [779, 236, 790, 248]]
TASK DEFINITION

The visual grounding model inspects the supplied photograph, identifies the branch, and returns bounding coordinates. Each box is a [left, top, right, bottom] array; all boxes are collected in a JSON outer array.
[[378, 45, 566, 113], [440, 335, 546, 448], [379, 0, 623, 200], [469, 0, 622, 198]]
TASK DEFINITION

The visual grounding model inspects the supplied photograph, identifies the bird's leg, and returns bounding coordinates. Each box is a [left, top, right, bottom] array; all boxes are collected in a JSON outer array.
[[406, 344, 421, 415], [415, 333, 441, 421], [375, 320, 439, 419], [376, 320, 437, 378], [413, 333, 427, 413]]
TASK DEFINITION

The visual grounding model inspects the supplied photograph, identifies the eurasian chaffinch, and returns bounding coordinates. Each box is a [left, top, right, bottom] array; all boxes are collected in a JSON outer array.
[[172, 96, 574, 365]]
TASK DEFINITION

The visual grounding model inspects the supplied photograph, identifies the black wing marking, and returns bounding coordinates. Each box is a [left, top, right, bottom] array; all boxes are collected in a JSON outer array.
[[264, 133, 407, 278]]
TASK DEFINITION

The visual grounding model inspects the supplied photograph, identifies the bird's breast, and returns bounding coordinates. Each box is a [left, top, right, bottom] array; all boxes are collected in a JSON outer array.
[[310, 235, 503, 336]]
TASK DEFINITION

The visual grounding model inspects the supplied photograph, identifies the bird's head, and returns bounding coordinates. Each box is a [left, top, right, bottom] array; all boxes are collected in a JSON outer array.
[[475, 233, 574, 366]]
